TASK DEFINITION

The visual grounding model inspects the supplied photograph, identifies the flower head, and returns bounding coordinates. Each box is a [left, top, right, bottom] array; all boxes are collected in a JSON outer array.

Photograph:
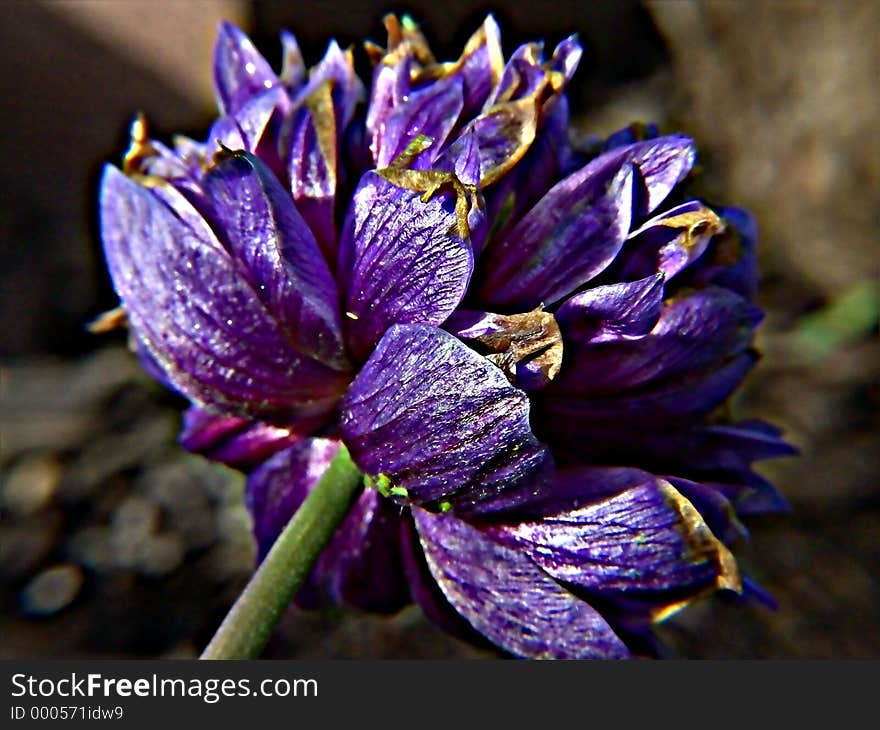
[[99, 15, 794, 658]]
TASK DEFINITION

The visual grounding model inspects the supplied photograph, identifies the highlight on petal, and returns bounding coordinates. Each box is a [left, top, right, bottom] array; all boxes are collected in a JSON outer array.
[[338, 173, 475, 360], [213, 21, 279, 116], [100, 166, 349, 422], [622, 135, 696, 216], [245, 440, 409, 611], [541, 352, 758, 439], [413, 508, 631, 659], [490, 471, 742, 600], [203, 150, 347, 368], [415, 15, 504, 118], [179, 405, 322, 469], [304, 40, 364, 131], [286, 82, 339, 259], [339, 324, 552, 515], [686, 206, 760, 301], [480, 158, 635, 310]]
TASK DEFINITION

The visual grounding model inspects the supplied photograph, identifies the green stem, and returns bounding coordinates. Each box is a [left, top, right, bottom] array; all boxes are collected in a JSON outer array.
[[200, 444, 363, 660]]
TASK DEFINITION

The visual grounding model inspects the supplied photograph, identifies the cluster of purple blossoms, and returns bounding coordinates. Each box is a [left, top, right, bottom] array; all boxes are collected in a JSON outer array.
[[99, 16, 794, 659]]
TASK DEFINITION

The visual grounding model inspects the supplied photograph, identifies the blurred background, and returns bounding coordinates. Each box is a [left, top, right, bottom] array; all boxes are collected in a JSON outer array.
[[0, 0, 877, 659]]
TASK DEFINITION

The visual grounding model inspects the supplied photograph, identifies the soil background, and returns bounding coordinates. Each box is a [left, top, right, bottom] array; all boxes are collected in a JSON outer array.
[[1, 0, 877, 659]]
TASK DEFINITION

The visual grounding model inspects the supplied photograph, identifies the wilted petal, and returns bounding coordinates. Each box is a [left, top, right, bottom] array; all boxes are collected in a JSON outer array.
[[286, 86, 339, 259], [484, 34, 581, 110], [418, 15, 503, 118], [686, 206, 760, 301], [100, 166, 348, 421], [179, 406, 322, 469], [535, 353, 755, 456], [245, 440, 409, 611], [483, 97, 575, 243], [413, 508, 630, 659], [339, 173, 474, 360], [340, 324, 552, 515], [203, 150, 347, 368], [555, 274, 665, 344], [454, 96, 544, 189], [213, 21, 279, 116], [491, 474, 741, 599]]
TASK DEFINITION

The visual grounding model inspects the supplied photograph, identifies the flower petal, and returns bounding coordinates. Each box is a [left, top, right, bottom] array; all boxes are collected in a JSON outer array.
[[619, 201, 725, 281], [399, 515, 490, 646], [178, 406, 322, 469], [664, 476, 750, 546], [303, 40, 364, 130], [445, 308, 564, 391], [413, 508, 630, 659], [480, 160, 634, 310], [555, 273, 665, 344], [541, 353, 757, 440], [549, 286, 762, 396], [245, 440, 409, 611], [686, 206, 760, 301], [482, 96, 575, 243], [623, 135, 696, 216], [491, 473, 741, 597], [454, 95, 545, 188], [484, 42, 548, 108], [203, 150, 348, 368], [286, 86, 339, 260], [480, 135, 694, 309], [339, 173, 474, 360], [420, 15, 503, 118], [374, 77, 464, 169], [207, 86, 289, 162], [213, 21, 280, 116], [100, 166, 348, 422], [339, 324, 552, 515], [280, 30, 306, 90]]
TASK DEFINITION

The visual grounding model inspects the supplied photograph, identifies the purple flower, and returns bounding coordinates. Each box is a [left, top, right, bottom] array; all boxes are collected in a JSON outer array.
[[99, 15, 794, 659]]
